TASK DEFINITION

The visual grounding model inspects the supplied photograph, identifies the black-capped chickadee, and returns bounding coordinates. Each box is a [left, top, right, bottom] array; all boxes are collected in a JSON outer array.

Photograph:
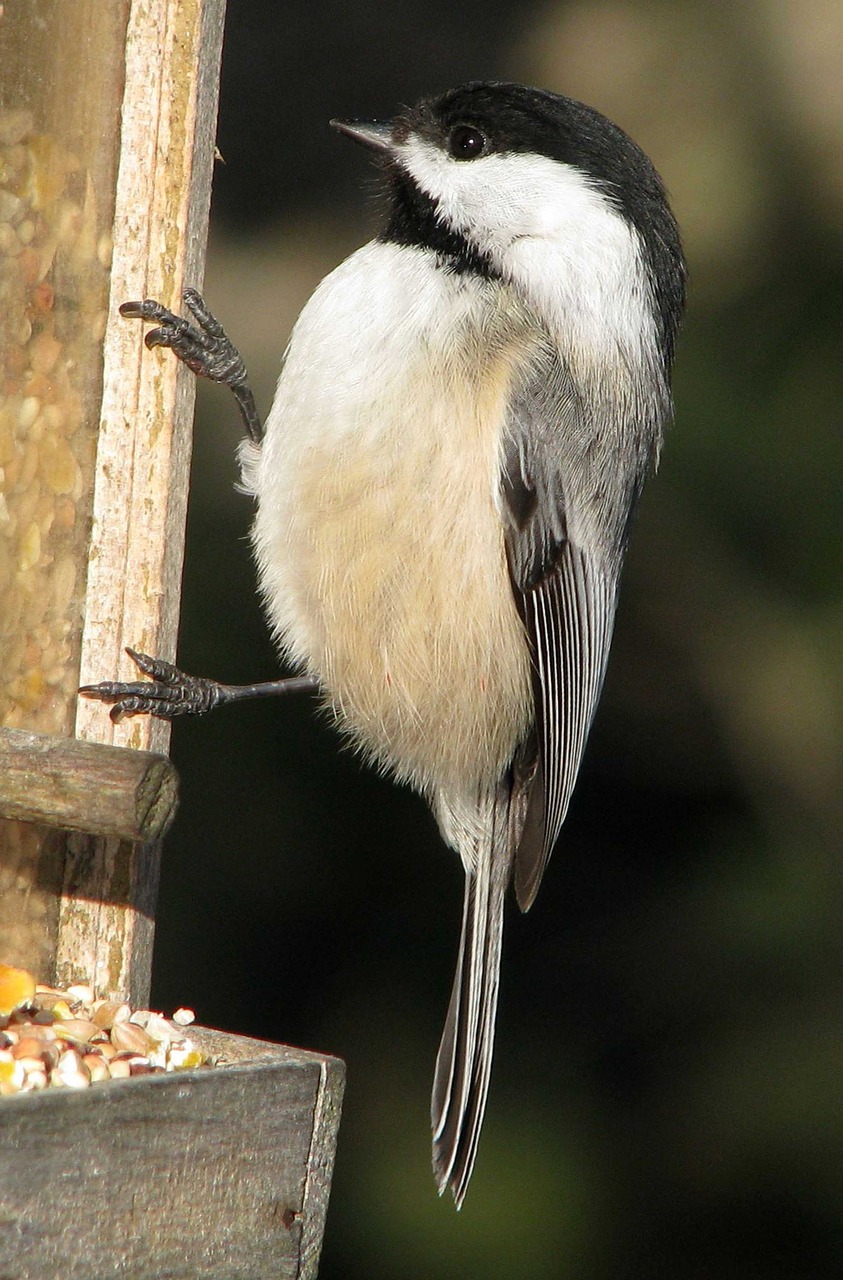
[[84, 82, 686, 1207]]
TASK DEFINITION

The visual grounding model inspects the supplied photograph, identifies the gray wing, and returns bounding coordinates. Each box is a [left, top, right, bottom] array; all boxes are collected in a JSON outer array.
[[501, 352, 643, 911], [431, 348, 660, 1202]]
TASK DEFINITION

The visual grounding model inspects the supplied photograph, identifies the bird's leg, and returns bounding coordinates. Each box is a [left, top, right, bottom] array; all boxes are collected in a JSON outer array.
[[119, 287, 263, 444], [101, 291, 269, 720], [80, 648, 317, 723]]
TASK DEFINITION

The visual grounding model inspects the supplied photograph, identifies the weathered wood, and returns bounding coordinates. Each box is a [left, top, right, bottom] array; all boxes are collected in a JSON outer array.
[[0, 1030, 346, 1280], [74, 0, 226, 753], [0, 726, 178, 842], [0, 0, 226, 1000], [0, 0, 131, 992], [56, 0, 227, 1001]]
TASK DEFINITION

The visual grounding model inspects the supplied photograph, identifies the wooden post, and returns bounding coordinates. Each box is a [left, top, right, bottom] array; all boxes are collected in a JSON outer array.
[[0, 13, 346, 1274], [0, 0, 225, 1002]]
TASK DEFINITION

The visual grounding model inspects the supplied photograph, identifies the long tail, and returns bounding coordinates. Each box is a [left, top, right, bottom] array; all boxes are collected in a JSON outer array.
[[431, 790, 512, 1207]]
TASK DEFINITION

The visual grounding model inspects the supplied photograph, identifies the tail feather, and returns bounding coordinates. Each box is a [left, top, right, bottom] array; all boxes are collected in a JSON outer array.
[[431, 790, 511, 1207]]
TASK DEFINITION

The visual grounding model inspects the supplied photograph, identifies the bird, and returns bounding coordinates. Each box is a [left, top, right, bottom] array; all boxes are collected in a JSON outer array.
[[83, 81, 686, 1207]]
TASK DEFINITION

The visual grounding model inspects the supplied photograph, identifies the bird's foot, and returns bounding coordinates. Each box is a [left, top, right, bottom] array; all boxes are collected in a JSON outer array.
[[120, 288, 262, 442], [80, 648, 227, 722]]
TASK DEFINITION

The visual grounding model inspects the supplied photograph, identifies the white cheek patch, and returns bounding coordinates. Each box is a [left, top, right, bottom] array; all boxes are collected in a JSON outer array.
[[397, 137, 541, 248], [397, 137, 620, 248], [396, 137, 654, 364]]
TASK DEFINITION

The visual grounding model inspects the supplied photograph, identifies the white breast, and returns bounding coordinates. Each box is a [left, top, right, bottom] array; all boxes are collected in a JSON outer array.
[[243, 241, 535, 800]]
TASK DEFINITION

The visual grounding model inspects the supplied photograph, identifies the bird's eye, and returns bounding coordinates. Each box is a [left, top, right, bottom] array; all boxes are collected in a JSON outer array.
[[447, 125, 488, 160]]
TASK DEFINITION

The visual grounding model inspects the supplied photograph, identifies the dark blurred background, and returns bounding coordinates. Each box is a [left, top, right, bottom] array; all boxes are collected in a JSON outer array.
[[149, 2, 843, 1276]]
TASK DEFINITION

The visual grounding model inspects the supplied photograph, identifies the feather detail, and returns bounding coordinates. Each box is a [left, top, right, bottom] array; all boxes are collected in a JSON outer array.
[[513, 547, 617, 910], [431, 784, 512, 1207]]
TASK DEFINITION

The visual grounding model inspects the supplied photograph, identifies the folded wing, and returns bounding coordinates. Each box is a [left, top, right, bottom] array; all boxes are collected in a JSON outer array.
[[501, 352, 631, 910]]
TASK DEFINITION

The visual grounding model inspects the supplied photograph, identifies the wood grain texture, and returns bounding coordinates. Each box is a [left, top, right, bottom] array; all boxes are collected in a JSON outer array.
[[0, 1030, 345, 1280], [0, 727, 179, 842], [74, 0, 226, 749], [57, 0, 227, 1002], [0, 0, 131, 1014]]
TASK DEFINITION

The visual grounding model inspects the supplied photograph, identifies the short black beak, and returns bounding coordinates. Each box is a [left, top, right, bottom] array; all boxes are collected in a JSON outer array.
[[330, 119, 394, 154]]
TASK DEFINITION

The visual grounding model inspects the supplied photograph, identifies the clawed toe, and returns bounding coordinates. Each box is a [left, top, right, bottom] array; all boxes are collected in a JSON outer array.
[[120, 290, 262, 442], [80, 649, 223, 721]]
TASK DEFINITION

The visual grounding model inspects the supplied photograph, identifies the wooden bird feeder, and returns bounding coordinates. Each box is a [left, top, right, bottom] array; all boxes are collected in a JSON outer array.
[[0, 5, 344, 1276]]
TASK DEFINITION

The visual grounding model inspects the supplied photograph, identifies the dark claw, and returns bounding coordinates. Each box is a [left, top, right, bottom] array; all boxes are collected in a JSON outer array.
[[119, 289, 262, 443], [80, 648, 224, 722], [124, 647, 183, 682], [183, 287, 225, 336]]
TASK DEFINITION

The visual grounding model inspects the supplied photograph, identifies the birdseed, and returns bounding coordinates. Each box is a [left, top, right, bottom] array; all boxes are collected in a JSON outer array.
[[0, 963, 207, 1097]]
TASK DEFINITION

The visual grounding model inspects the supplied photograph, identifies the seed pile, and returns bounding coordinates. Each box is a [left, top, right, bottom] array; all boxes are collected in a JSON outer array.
[[0, 963, 207, 1097], [0, 106, 110, 736]]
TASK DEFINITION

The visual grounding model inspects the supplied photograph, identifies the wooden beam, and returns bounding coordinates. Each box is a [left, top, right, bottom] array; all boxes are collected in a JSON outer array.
[[74, 0, 227, 753], [0, 727, 178, 843], [54, 0, 227, 1003], [0, 0, 225, 999]]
